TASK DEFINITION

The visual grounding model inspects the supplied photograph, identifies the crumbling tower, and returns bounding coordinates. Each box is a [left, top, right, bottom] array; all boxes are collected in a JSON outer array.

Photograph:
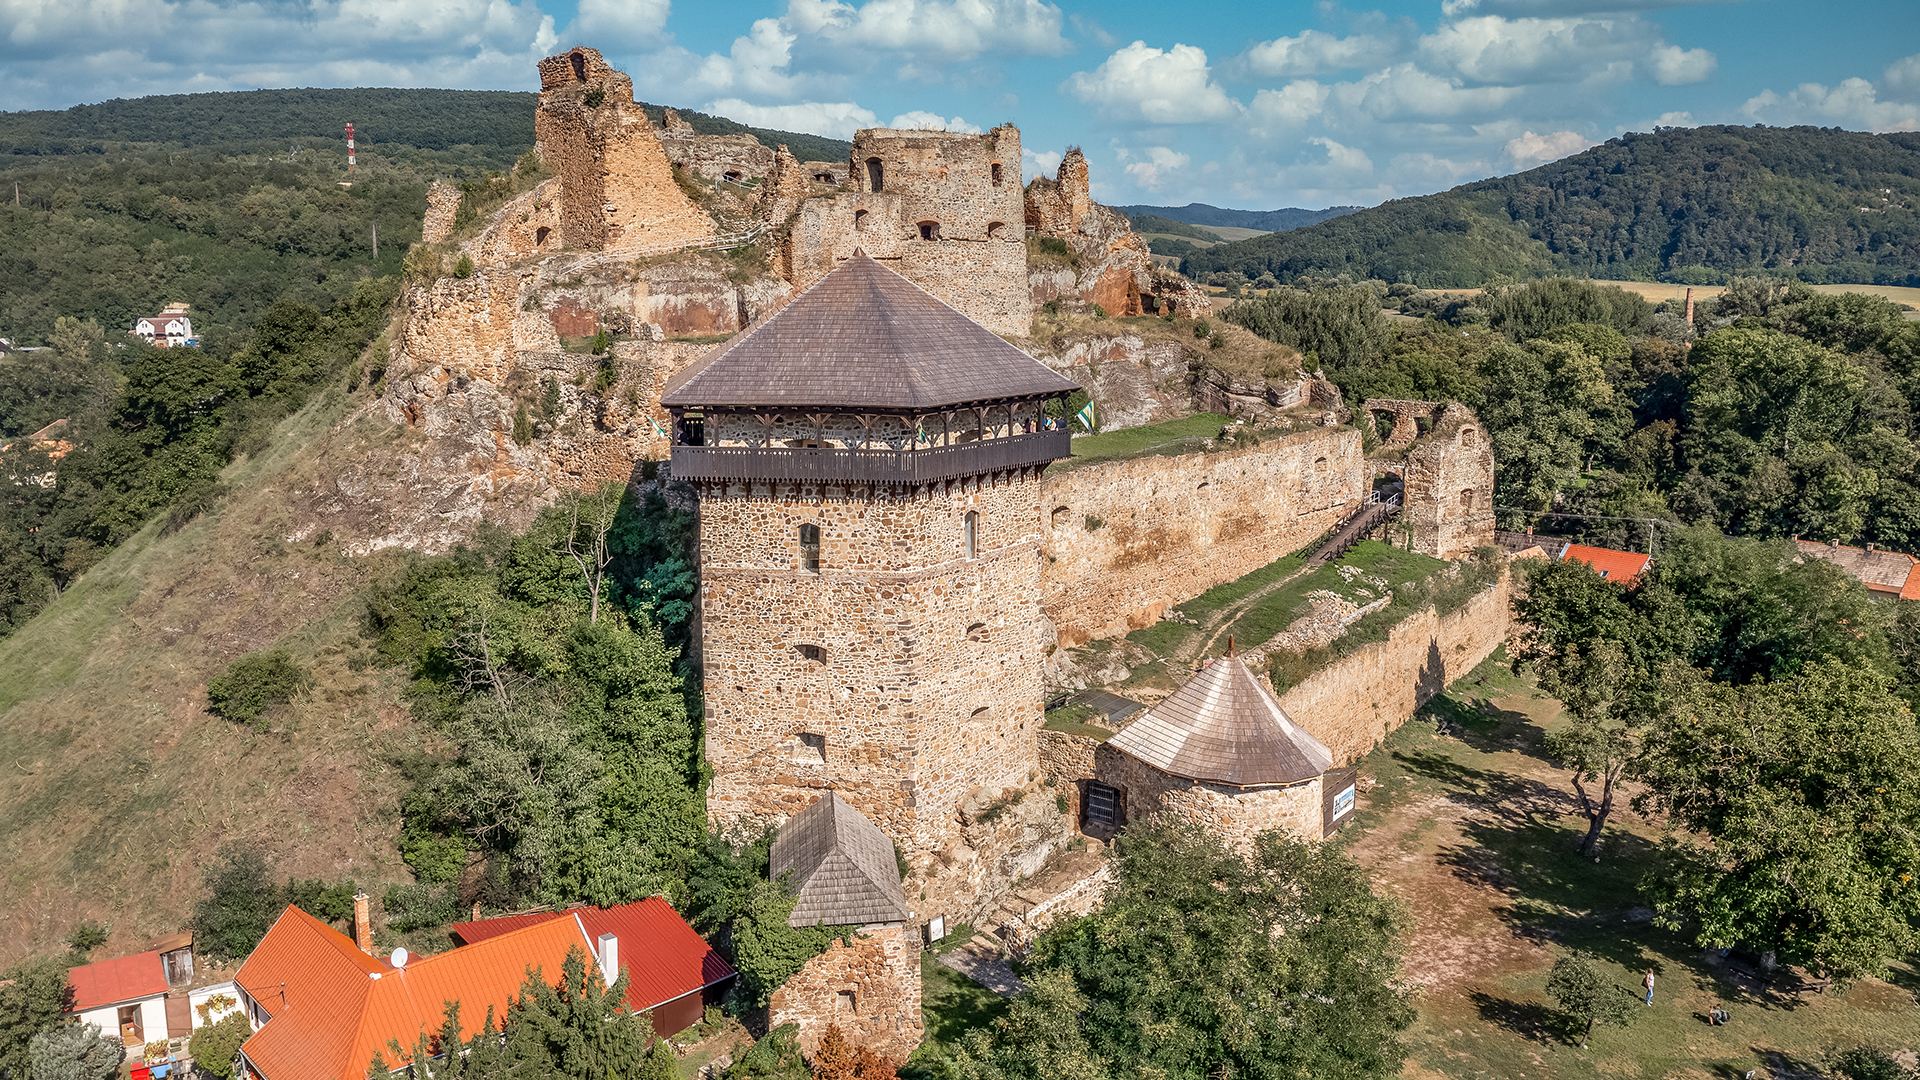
[[533, 46, 710, 252], [663, 251, 1078, 917]]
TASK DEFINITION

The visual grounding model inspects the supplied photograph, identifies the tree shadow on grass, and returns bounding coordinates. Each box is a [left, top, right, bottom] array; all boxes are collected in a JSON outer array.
[[1467, 989, 1561, 1044]]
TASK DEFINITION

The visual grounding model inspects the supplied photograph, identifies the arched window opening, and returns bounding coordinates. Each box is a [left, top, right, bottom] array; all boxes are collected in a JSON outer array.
[[987, 221, 1005, 239], [866, 157, 884, 192], [569, 51, 587, 81], [723, 170, 742, 183], [535, 226, 550, 248], [918, 220, 941, 241], [799, 523, 821, 573], [1460, 427, 1478, 447], [1460, 488, 1476, 511], [796, 644, 825, 664], [854, 208, 869, 232], [1050, 506, 1070, 528], [991, 162, 1004, 186], [963, 511, 978, 559]]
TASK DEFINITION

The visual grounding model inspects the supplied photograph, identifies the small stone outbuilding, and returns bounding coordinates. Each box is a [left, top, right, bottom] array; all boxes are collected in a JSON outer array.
[[1094, 652, 1357, 850], [768, 792, 925, 1061]]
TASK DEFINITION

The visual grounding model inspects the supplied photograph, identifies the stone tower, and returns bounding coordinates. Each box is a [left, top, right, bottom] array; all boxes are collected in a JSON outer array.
[[1400, 403, 1496, 559], [662, 252, 1078, 911], [533, 46, 710, 251]]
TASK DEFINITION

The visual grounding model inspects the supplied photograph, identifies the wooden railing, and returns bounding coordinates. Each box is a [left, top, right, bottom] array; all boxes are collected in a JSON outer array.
[[670, 430, 1072, 485]]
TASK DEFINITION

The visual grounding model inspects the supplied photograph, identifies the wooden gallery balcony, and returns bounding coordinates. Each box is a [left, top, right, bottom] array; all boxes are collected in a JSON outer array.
[[670, 430, 1071, 486]]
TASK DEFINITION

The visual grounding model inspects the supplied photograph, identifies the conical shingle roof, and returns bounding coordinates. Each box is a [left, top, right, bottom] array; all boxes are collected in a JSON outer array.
[[1106, 655, 1334, 786], [770, 792, 910, 927], [660, 250, 1078, 411]]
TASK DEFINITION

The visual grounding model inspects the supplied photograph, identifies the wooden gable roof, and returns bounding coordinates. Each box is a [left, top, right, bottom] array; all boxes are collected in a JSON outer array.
[[770, 792, 909, 928]]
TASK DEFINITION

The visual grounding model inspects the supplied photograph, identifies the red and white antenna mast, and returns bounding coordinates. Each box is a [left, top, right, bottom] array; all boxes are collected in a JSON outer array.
[[346, 123, 356, 171]]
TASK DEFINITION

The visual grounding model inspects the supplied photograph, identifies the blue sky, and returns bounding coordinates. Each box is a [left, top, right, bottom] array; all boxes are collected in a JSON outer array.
[[3, 0, 1916, 207]]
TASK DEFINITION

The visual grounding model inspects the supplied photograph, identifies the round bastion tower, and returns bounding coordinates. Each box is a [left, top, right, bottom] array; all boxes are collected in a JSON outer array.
[[662, 251, 1078, 910]]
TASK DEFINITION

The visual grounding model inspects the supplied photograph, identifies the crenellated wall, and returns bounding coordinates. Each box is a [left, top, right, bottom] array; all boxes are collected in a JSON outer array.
[[1037, 428, 1366, 645]]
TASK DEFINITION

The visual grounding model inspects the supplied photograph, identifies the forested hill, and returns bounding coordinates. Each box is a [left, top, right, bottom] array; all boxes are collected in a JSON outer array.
[[1114, 203, 1363, 232], [0, 88, 852, 169], [1184, 126, 1920, 288]]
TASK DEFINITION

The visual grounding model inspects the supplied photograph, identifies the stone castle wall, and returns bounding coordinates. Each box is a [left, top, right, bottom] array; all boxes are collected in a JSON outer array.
[[769, 922, 923, 1061], [1092, 743, 1325, 850], [422, 180, 462, 245], [1024, 148, 1090, 237], [698, 472, 1055, 920], [1278, 567, 1512, 766], [1400, 407, 1496, 559], [533, 47, 711, 252], [1038, 427, 1365, 645], [659, 107, 776, 182]]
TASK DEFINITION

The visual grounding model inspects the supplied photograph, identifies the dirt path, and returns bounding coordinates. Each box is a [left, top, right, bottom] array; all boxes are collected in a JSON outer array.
[[1181, 561, 1317, 662]]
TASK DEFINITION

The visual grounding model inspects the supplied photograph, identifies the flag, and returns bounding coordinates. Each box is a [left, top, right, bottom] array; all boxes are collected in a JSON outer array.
[[648, 415, 666, 438], [1074, 400, 1096, 432]]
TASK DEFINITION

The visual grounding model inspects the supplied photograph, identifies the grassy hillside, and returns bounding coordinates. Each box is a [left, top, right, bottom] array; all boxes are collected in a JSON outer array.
[[0, 390, 424, 960], [1114, 202, 1363, 232], [1186, 125, 1920, 288]]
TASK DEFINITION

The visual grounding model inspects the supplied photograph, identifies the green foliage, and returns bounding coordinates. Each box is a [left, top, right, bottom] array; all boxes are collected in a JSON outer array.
[[732, 877, 853, 1007], [1544, 953, 1636, 1047], [1183, 126, 1920, 286], [453, 254, 475, 278], [383, 882, 460, 934], [1220, 284, 1393, 370], [722, 1023, 810, 1080], [63, 921, 109, 956], [1124, 214, 1224, 242], [962, 818, 1413, 1080], [628, 102, 852, 167], [513, 402, 533, 446], [1831, 1046, 1914, 1080], [205, 648, 307, 723], [191, 841, 282, 963], [1634, 659, 1920, 982], [187, 1013, 251, 1080], [500, 946, 652, 1075], [26, 1023, 122, 1080], [0, 956, 75, 1079], [1481, 279, 1653, 341]]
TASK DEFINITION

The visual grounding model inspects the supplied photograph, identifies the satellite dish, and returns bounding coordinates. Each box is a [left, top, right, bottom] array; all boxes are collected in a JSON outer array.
[[390, 947, 409, 969]]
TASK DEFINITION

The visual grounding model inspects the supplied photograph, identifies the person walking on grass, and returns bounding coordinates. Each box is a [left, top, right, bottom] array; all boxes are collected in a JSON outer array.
[[1643, 968, 1656, 1006]]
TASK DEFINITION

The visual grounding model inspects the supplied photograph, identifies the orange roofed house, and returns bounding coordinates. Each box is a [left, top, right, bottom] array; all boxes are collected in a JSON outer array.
[[232, 900, 730, 1080], [68, 950, 171, 1048], [1795, 538, 1920, 600], [1555, 542, 1651, 584]]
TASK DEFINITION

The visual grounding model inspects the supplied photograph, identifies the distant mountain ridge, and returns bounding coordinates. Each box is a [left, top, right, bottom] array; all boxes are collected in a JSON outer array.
[[0, 88, 853, 169], [1115, 203, 1365, 232], [1183, 125, 1920, 288]]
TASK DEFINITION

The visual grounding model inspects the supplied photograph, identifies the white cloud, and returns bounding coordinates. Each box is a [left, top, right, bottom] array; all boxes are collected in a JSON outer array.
[[1418, 15, 1655, 85], [1249, 81, 1333, 126], [1331, 64, 1525, 120], [1504, 129, 1596, 167], [1648, 43, 1715, 84], [1066, 41, 1240, 123], [1024, 147, 1064, 176], [567, 0, 672, 52], [887, 110, 982, 132], [694, 18, 810, 98], [1311, 137, 1373, 174], [1742, 78, 1920, 133], [703, 98, 880, 139], [1069, 12, 1118, 48], [1443, 0, 1741, 14], [785, 0, 1071, 61], [1242, 30, 1397, 78], [1884, 53, 1920, 98], [1122, 146, 1191, 191], [0, 0, 558, 108]]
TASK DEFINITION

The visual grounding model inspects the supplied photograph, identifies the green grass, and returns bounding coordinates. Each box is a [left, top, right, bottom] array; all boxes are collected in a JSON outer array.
[[1126, 552, 1305, 656], [1342, 651, 1920, 1080], [903, 953, 1011, 1079], [1042, 704, 1112, 741], [1061, 412, 1232, 467]]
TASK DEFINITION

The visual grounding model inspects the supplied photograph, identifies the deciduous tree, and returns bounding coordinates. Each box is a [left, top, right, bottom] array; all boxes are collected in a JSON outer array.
[[1544, 953, 1635, 1048]]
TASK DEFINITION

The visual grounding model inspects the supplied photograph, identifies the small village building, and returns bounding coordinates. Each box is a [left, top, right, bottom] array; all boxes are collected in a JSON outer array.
[[1095, 651, 1357, 850], [233, 907, 615, 1080], [68, 950, 173, 1048], [767, 792, 924, 1061], [1795, 537, 1920, 599], [448, 897, 735, 1037], [131, 303, 195, 347], [1559, 543, 1651, 584]]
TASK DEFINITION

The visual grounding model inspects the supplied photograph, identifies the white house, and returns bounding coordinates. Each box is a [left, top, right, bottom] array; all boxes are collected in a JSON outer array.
[[131, 303, 195, 347], [69, 949, 171, 1048]]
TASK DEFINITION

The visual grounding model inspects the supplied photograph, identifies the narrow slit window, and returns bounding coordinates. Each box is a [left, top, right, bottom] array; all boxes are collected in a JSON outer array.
[[963, 511, 978, 559], [966, 622, 988, 642], [991, 162, 1003, 185], [795, 732, 826, 763], [799, 523, 821, 572], [797, 644, 825, 664], [866, 157, 884, 191]]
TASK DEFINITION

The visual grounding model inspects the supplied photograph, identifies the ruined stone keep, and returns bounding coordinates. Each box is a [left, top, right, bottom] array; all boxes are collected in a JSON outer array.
[[662, 251, 1079, 917]]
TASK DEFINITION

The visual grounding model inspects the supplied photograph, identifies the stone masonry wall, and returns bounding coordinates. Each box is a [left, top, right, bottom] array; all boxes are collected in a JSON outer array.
[[1092, 743, 1324, 851], [422, 180, 462, 245], [1278, 567, 1513, 766], [1038, 427, 1365, 645], [533, 47, 710, 252], [1024, 148, 1090, 237], [698, 472, 1054, 919], [1401, 406, 1496, 560], [658, 108, 776, 182], [770, 922, 923, 1061]]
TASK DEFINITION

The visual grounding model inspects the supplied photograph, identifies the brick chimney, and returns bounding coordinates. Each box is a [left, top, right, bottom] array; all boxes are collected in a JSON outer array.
[[352, 893, 372, 954]]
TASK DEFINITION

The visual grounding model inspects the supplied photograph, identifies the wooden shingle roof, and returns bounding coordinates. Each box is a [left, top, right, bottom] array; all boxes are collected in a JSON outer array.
[[770, 792, 909, 927], [1106, 655, 1334, 786], [660, 250, 1078, 411]]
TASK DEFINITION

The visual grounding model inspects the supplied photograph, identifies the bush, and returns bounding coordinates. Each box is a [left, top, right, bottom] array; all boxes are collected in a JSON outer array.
[[27, 1024, 121, 1080], [191, 842, 280, 963], [206, 649, 307, 723], [513, 402, 533, 446], [188, 1013, 251, 1080], [453, 254, 475, 279], [384, 882, 460, 933], [64, 921, 108, 956]]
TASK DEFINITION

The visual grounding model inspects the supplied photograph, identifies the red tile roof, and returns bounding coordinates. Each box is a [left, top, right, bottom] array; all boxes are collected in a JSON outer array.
[[68, 951, 168, 1011], [450, 898, 735, 1012], [1560, 544, 1651, 584], [235, 906, 596, 1080], [1795, 539, 1920, 596]]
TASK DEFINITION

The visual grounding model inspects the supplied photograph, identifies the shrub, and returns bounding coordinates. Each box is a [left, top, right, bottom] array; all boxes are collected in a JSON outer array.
[[206, 649, 306, 723], [188, 1013, 251, 1080], [384, 882, 460, 933], [27, 1024, 121, 1080], [513, 402, 533, 446], [453, 254, 475, 279], [191, 842, 280, 963], [64, 921, 108, 956]]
